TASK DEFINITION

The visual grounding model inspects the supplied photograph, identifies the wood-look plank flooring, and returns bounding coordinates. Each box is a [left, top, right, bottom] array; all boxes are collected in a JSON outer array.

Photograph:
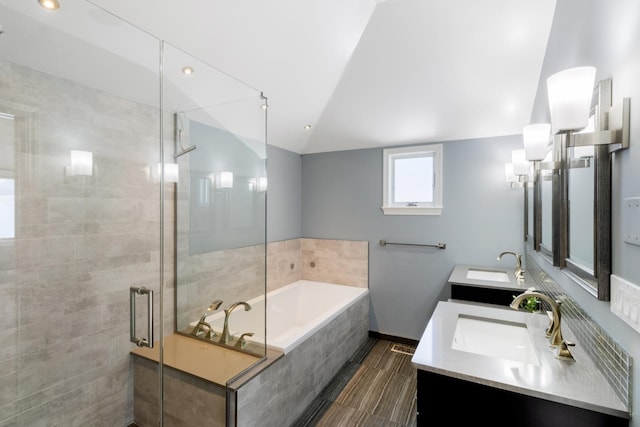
[[294, 338, 417, 427]]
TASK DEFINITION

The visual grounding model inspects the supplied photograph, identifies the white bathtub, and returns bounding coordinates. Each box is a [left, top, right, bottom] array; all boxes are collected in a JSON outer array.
[[200, 280, 369, 354]]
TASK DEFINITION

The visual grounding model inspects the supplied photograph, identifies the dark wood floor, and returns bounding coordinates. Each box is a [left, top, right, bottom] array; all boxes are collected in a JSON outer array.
[[293, 338, 418, 427]]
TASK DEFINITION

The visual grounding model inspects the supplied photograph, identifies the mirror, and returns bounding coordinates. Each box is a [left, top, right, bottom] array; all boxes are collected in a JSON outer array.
[[526, 181, 533, 241], [567, 146, 594, 270], [539, 158, 553, 258]]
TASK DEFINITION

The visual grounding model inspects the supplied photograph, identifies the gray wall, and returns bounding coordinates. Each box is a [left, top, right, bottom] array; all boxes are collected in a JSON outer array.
[[266, 144, 302, 242], [302, 136, 524, 340], [529, 1, 640, 425]]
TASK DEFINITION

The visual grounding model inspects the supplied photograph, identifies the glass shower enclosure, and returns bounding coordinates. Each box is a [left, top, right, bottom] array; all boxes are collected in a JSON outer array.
[[0, 1, 267, 425]]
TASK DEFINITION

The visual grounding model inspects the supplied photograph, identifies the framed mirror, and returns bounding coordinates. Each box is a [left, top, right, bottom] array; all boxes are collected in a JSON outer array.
[[536, 151, 554, 260], [529, 78, 628, 301]]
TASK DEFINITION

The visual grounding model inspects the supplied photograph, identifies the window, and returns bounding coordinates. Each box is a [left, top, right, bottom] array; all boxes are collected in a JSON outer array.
[[0, 178, 15, 239], [382, 144, 443, 215]]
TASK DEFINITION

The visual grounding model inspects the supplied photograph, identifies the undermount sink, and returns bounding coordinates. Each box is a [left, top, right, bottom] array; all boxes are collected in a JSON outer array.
[[465, 268, 510, 282], [452, 314, 540, 365]]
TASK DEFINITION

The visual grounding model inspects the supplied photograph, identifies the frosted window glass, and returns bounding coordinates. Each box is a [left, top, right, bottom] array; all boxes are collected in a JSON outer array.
[[393, 156, 433, 203], [0, 178, 15, 239], [382, 143, 442, 215]]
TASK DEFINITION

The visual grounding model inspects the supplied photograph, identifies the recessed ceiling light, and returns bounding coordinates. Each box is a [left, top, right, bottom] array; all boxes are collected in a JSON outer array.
[[38, 0, 60, 10], [181, 66, 194, 75], [304, 124, 311, 130]]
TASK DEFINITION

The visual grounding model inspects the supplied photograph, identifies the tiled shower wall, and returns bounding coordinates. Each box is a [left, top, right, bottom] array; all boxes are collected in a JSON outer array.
[[0, 60, 173, 425]]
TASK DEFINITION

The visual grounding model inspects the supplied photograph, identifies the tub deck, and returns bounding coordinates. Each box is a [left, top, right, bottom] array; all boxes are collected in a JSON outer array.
[[131, 333, 283, 386]]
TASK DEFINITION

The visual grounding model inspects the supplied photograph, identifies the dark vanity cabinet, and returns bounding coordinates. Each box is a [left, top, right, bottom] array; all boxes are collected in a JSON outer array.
[[450, 282, 523, 307], [417, 369, 628, 427]]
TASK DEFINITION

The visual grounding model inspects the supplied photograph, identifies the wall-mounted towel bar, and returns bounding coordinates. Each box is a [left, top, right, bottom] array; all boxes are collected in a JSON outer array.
[[379, 240, 446, 249]]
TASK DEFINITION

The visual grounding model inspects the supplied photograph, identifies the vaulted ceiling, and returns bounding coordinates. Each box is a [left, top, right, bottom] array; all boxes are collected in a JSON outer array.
[[1, 0, 557, 154]]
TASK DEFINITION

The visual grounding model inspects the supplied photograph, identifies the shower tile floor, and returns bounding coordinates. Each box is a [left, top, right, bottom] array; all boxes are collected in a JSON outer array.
[[293, 338, 418, 427]]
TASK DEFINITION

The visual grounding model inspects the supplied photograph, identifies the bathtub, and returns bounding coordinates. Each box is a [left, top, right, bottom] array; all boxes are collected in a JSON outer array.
[[231, 280, 370, 426], [199, 280, 369, 354]]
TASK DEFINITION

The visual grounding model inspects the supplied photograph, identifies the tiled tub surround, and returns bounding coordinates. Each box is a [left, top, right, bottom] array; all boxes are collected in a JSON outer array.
[[0, 60, 173, 425], [229, 289, 370, 427], [178, 237, 368, 336], [132, 335, 279, 427], [132, 284, 369, 426], [300, 238, 369, 288], [267, 238, 369, 292]]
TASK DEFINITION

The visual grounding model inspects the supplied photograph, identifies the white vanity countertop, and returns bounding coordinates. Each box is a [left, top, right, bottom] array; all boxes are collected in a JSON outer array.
[[411, 300, 629, 419], [448, 263, 533, 290]]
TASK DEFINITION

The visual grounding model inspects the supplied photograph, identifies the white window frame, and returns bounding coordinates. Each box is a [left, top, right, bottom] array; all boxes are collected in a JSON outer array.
[[382, 144, 443, 216]]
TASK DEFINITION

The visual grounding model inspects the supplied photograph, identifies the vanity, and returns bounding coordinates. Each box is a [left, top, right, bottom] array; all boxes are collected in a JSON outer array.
[[411, 264, 630, 426], [448, 263, 531, 307]]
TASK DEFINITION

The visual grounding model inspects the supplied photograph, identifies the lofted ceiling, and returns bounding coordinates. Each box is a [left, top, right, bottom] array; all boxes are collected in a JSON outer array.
[[0, 0, 557, 154]]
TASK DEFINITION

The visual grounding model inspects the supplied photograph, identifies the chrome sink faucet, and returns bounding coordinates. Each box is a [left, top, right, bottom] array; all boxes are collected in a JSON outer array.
[[510, 290, 575, 361], [497, 251, 524, 282], [191, 299, 223, 339], [220, 301, 251, 344]]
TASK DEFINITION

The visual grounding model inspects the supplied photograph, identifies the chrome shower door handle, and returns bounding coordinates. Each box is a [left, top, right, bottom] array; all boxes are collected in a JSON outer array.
[[129, 286, 154, 348]]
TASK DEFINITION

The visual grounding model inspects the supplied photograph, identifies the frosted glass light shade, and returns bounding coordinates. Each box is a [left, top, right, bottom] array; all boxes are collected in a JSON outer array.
[[220, 171, 233, 188], [156, 163, 179, 183], [511, 149, 529, 176], [164, 163, 179, 183], [504, 163, 516, 183], [522, 123, 551, 161], [547, 66, 596, 132], [70, 150, 93, 176], [257, 176, 268, 192]]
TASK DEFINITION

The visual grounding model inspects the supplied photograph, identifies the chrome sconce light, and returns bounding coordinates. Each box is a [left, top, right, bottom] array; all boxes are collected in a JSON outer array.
[[523, 123, 551, 162], [505, 149, 532, 187], [547, 66, 630, 152]]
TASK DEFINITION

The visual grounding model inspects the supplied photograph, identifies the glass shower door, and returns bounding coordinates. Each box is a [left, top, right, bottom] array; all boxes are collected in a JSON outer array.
[[0, 2, 163, 425]]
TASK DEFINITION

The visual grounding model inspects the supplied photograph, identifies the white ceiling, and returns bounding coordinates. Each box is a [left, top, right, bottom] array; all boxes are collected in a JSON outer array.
[[0, 0, 557, 155]]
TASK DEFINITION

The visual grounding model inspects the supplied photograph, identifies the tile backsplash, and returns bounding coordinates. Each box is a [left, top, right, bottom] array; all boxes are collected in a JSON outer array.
[[526, 254, 632, 411]]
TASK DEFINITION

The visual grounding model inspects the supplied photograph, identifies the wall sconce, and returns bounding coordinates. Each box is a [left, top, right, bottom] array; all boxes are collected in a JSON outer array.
[[156, 163, 179, 183], [547, 66, 630, 151], [70, 150, 93, 176], [511, 149, 530, 177], [504, 163, 517, 187], [570, 115, 595, 161], [164, 163, 179, 183], [523, 123, 551, 161], [547, 66, 596, 133], [257, 177, 268, 192], [219, 171, 233, 189]]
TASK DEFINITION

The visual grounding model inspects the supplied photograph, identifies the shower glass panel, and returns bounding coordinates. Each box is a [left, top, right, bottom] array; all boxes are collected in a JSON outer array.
[[163, 35, 267, 370], [0, 1, 162, 425]]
